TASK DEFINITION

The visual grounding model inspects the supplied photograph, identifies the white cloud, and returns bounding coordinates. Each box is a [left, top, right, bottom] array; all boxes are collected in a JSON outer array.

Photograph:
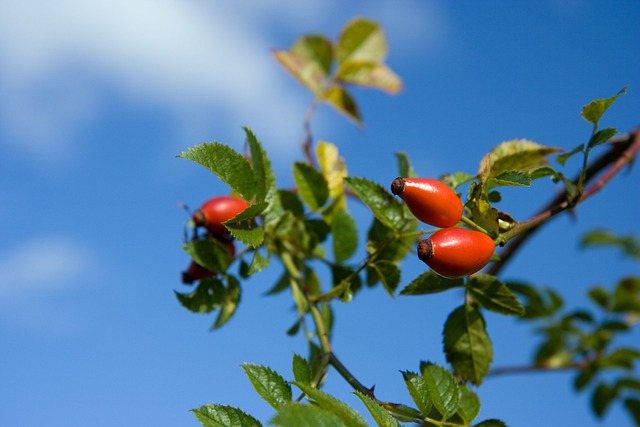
[[0, 237, 91, 298], [0, 0, 441, 164]]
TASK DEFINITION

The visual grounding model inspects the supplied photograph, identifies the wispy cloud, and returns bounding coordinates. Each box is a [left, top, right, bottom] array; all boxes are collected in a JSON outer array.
[[0, 237, 91, 298], [0, 0, 442, 164]]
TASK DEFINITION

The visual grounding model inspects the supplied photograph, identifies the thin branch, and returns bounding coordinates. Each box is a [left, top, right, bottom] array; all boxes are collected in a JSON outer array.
[[488, 361, 585, 377], [488, 127, 639, 276]]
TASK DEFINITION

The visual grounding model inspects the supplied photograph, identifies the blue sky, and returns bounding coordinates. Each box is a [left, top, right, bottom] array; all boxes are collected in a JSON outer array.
[[1, 1, 639, 426]]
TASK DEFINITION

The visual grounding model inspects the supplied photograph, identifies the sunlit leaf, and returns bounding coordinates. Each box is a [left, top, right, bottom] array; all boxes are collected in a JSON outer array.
[[457, 385, 481, 424], [337, 18, 386, 65], [478, 139, 561, 184], [321, 86, 362, 125], [224, 202, 267, 247], [421, 363, 460, 420], [293, 382, 368, 427], [354, 392, 401, 427], [317, 141, 348, 210], [192, 403, 262, 427], [336, 62, 402, 94], [178, 142, 256, 201], [242, 363, 292, 410], [292, 354, 313, 385], [402, 371, 432, 416], [270, 403, 345, 427], [400, 271, 464, 295], [273, 35, 332, 94], [581, 86, 627, 125]]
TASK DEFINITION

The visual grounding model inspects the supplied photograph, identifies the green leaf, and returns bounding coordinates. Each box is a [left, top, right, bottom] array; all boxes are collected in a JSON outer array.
[[175, 278, 225, 314], [443, 304, 493, 386], [478, 139, 561, 184], [178, 142, 255, 201], [293, 382, 368, 427], [486, 170, 532, 189], [468, 275, 525, 316], [273, 35, 332, 95], [293, 162, 330, 211], [402, 371, 432, 416], [247, 249, 270, 276], [336, 62, 402, 94], [600, 348, 640, 369], [588, 127, 618, 149], [344, 177, 404, 230], [442, 172, 477, 190], [587, 286, 611, 310], [556, 143, 585, 166], [278, 190, 305, 217], [213, 275, 241, 329], [224, 201, 267, 247], [370, 260, 401, 297], [395, 152, 416, 179], [242, 363, 292, 410], [421, 363, 460, 420], [270, 403, 345, 427], [322, 86, 362, 125], [317, 141, 348, 209], [331, 207, 358, 263], [354, 391, 401, 427], [292, 354, 313, 385], [292, 35, 333, 74], [457, 385, 481, 424], [592, 382, 618, 417], [624, 398, 640, 426], [244, 127, 276, 205], [581, 229, 640, 260], [337, 18, 386, 65], [192, 404, 262, 427], [467, 184, 500, 237], [508, 282, 563, 319], [613, 277, 640, 313], [581, 86, 627, 125], [183, 238, 233, 274], [400, 271, 465, 295]]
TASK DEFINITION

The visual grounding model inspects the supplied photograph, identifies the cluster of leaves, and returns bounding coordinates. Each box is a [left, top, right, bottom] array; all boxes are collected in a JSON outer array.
[[274, 17, 402, 125], [192, 356, 506, 427], [176, 17, 638, 427], [507, 230, 640, 424]]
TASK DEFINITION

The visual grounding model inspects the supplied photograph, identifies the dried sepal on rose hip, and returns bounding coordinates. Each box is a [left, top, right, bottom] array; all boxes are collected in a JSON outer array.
[[192, 196, 248, 238], [391, 177, 463, 228], [417, 227, 495, 279]]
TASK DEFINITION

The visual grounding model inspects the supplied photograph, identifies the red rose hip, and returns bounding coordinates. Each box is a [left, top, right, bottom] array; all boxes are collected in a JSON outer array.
[[417, 228, 495, 279], [391, 177, 463, 228], [193, 196, 248, 237], [181, 261, 214, 284]]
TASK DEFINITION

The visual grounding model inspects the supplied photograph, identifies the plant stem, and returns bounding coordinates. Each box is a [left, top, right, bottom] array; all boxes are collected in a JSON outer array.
[[488, 361, 585, 377], [459, 215, 490, 235], [488, 127, 640, 275], [302, 100, 320, 168]]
